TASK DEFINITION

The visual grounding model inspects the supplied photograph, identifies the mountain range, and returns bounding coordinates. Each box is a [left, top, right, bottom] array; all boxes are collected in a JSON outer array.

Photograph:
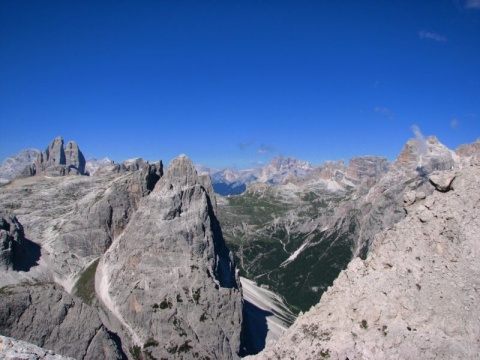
[[1, 135, 479, 359]]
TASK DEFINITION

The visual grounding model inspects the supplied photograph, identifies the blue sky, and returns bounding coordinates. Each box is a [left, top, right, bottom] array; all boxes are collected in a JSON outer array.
[[1, 0, 479, 168]]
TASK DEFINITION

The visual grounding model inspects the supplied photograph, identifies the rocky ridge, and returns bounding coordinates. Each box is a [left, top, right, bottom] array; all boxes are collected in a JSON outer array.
[[248, 154, 480, 359], [96, 155, 242, 359], [1, 135, 479, 359]]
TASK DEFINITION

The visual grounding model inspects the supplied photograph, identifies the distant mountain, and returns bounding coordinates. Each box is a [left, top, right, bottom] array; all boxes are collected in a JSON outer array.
[[84, 157, 112, 175], [0, 149, 40, 184], [250, 143, 480, 360], [218, 136, 470, 313], [198, 156, 314, 195]]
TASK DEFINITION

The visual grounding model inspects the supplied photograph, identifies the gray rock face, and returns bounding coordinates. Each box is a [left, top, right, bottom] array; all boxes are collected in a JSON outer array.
[[33, 137, 86, 176], [0, 283, 125, 359], [0, 335, 75, 360], [0, 148, 40, 184], [396, 136, 455, 175], [97, 155, 242, 359], [345, 156, 389, 185], [456, 137, 480, 157], [429, 170, 456, 192], [249, 161, 480, 359], [64, 141, 86, 175], [0, 159, 162, 292], [84, 157, 112, 175], [0, 211, 25, 271]]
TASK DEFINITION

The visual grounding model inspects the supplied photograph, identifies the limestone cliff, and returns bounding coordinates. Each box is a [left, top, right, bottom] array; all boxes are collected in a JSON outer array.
[[96, 155, 242, 359], [0, 211, 25, 271], [30, 136, 86, 176], [0, 283, 125, 359], [248, 156, 480, 359]]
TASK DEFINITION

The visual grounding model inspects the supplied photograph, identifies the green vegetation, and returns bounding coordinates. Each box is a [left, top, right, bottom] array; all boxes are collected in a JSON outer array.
[[193, 288, 201, 303], [218, 187, 357, 313], [72, 259, 99, 305], [129, 345, 141, 360], [0, 286, 14, 296], [177, 340, 192, 353], [360, 319, 368, 329], [4, 203, 20, 209], [144, 337, 159, 348], [320, 349, 331, 358], [166, 340, 192, 354], [159, 299, 172, 309]]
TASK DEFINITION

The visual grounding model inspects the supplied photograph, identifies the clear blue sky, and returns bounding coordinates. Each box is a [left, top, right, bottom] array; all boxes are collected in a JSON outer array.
[[1, 0, 479, 168]]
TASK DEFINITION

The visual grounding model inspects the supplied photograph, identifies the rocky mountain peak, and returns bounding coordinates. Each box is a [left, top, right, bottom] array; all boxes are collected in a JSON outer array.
[[64, 141, 86, 174], [395, 136, 455, 175], [154, 154, 201, 192], [0, 149, 40, 184], [456, 137, 480, 158], [396, 138, 420, 164], [30, 137, 87, 177], [269, 156, 312, 171], [96, 154, 242, 359]]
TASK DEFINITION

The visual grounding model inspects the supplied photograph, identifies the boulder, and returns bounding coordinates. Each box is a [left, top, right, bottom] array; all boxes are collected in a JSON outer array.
[[429, 170, 456, 192]]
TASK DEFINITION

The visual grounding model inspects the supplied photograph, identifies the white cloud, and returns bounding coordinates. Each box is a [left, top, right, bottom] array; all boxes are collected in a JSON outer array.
[[374, 106, 395, 120], [411, 125, 428, 155], [466, 0, 480, 9], [238, 140, 254, 150], [418, 30, 447, 42], [257, 144, 275, 155], [450, 118, 458, 129]]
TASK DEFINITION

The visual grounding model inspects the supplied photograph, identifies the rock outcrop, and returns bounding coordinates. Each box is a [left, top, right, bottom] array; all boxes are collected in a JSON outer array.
[[0, 157, 163, 290], [97, 155, 242, 359], [0, 283, 125, 359], [0, 335, 75, 360], [31, 137, 86, 176], [248, 160, 480, 359], [0, 211, 25, 271], [345, 156, 389, 185], [456, 137, 480, 157]]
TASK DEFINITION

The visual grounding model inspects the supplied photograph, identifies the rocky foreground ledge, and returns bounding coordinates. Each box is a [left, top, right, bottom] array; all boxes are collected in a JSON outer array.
[[249, 156, 480, 359], [0, 335, 74, 360]]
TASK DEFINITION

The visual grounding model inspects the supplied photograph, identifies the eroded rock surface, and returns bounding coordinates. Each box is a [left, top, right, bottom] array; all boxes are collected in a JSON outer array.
[[0, 335, 75, 360], [0, 211, 25, 271], [249, 161, 480, 359], [0, 283, 125, 359], [97, 155, 242, 359], [24, 136, 86, 177]]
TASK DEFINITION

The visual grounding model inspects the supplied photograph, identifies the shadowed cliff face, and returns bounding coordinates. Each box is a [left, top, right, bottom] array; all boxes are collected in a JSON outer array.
[[96, 155, 242, 360]]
